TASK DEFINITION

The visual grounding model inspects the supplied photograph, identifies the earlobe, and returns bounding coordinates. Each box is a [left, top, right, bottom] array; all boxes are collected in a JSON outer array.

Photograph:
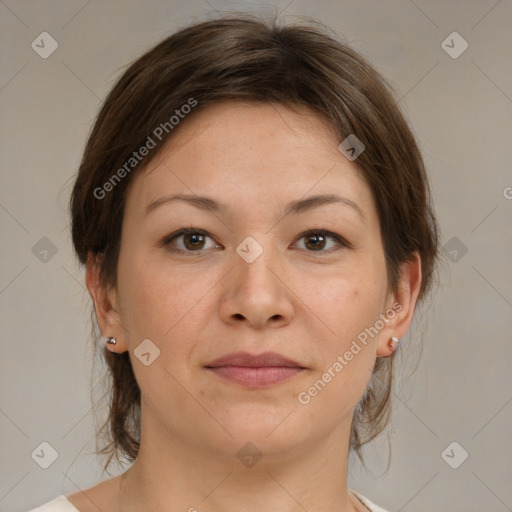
[[85, 252, 127, 353], [377, 253, 422, 358]]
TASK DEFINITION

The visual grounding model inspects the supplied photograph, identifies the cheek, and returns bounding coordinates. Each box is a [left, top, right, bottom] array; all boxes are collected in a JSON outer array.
[[313, 272, 386, 341], [115, 255, 216, 410], [304, 269, 386, 398], [117, 251, 219, 345]]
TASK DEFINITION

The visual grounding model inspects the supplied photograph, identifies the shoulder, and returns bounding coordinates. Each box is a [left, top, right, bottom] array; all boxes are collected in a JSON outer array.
[[26, 495, 79, 512], [27, 475, 122, 512], [350, 489, 392, 512]]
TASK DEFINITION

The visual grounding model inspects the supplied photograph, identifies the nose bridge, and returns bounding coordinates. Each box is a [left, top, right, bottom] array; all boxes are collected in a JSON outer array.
[[235, 233, 282, 299], [220, 233, 294, 327], [237, 242, 277, 291]]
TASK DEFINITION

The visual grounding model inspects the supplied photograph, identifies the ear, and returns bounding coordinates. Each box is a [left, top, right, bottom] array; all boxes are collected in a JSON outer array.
[[376, 252, 422, 358], [85, 252, 128, 353]]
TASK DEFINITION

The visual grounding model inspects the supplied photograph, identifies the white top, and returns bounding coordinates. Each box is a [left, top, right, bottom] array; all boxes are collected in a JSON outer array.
[[27, 490, 390, 511]]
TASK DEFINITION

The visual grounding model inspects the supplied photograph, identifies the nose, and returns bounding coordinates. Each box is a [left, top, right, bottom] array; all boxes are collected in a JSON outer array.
[[218, 244, 295, 329]]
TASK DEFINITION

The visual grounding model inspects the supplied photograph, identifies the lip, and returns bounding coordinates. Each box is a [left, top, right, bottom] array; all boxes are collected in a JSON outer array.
[[205, 351, 306, 388], [206, 351, 304, 368], [208, 366, 305, 387]]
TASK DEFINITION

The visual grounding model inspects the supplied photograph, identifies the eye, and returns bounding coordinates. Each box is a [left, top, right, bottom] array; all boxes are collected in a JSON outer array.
[[161, 227, 350, 255], [162, 228, 221, 253], [293, 229, 350, 253]]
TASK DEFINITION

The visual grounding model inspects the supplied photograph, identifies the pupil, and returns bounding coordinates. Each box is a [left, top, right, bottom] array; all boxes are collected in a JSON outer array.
[[307, 234, 325, 250], [185, 233, 204, 249]]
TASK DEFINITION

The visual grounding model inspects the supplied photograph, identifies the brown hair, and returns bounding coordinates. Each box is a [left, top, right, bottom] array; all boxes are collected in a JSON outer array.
[[70, 13, 439, 471]]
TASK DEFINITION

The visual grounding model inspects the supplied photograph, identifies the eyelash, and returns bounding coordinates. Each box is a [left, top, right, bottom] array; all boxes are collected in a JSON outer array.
[[160, 227, 351, 255]]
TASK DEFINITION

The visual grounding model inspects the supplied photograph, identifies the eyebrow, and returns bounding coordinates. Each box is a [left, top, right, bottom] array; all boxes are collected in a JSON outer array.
[[145, 193, 365, 220]]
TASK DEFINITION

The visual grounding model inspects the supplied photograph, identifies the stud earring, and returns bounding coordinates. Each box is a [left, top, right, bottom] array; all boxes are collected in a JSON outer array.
[[106, 336, 117, 345], [388, 336, 400, 353]]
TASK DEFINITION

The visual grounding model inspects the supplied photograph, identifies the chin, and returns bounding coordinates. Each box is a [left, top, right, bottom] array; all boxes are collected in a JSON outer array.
[[211, 405, 310, 449]]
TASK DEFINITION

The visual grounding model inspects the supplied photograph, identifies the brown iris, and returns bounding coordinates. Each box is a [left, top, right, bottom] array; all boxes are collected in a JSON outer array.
[[304, 233, 326, 251], [183, 232, 206, 250]]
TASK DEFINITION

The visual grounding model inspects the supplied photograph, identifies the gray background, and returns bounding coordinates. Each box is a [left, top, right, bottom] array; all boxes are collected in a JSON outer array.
[[1, 1, 511, 511]]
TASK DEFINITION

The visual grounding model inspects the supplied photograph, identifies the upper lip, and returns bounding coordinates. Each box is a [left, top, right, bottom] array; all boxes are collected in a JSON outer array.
[[205, 351, 305, 368]]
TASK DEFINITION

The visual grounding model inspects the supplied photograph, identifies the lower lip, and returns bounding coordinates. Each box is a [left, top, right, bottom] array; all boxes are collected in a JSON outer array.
[[207, 366, 304, 387]]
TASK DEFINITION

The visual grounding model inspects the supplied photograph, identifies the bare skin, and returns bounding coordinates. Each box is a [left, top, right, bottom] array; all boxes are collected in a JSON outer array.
[[66, 473, 373, 511], [68, 101, 421, 512]]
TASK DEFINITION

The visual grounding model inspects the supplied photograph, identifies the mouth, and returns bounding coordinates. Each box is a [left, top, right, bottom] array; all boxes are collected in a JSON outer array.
[[205, 351, 307, 388]]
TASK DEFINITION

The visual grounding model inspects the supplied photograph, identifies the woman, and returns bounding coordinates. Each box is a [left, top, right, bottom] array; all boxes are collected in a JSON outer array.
[[29, 13, 439, 512]]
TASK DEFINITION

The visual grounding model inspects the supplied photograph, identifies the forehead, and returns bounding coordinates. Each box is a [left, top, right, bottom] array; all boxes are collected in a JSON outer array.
[[126, 101, 375, 221], [145, 101, 341, 175]]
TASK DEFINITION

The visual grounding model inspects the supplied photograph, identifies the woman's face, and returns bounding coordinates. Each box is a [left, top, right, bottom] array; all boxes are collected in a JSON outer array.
[[97, 101, 409, 458]]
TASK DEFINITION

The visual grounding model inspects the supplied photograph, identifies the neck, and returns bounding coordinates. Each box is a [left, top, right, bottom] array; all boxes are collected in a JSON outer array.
[[117, 401, 366, 512]]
